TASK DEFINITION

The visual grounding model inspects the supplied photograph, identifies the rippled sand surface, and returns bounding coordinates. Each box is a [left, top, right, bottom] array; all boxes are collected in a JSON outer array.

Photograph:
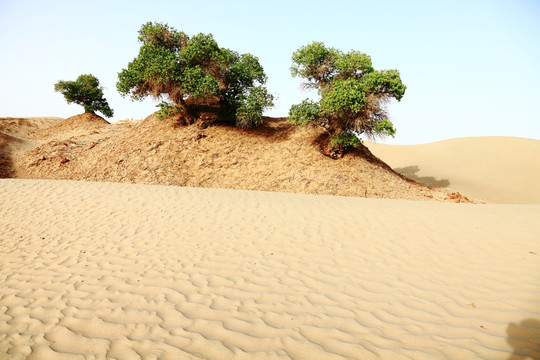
[[1, 179, 539, 359]]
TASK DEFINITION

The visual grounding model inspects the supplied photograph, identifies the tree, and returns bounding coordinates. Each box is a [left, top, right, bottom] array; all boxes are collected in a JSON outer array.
[[54, 74, 114, 118], [117, 22, 273, 127], [289, 41, 406, 158]]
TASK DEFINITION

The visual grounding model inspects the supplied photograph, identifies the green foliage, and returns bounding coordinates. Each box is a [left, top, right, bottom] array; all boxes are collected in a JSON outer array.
[[138, 22, 188, 51], [180, 66, 220, 97], [330, 132, 362, 149], [374, 118, 397, 137], [290, 42, 339, 86], [334, 51, 373, 79], [156, 101, 183, 120], [181, 33, 222, 67], [288, 99, 321, 126], [320, 78, 367, 116], [363, 69, 406, 101], [54, 74, 114, 118], [117, 21, 273, 126], [289, 41, 406, 154], [220, 51, 270, 119], [235, 86, 274, 128]]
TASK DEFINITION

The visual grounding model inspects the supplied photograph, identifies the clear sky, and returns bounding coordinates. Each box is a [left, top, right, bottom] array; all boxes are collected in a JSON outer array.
[[1, 0, 539, 144]]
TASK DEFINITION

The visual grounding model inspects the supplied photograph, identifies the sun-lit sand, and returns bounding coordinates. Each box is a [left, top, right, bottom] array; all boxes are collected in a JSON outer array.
[[1, 178, 539, 359], [3, 115, 471, 202], [366, 137, 540, 204], [2, 118, 539, 358]]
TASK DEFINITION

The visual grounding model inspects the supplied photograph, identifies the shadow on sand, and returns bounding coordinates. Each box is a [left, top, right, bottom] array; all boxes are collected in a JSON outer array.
[[506, 318, 540, 359], [393, 165, 450, 188], [0, 134, 13, 178]]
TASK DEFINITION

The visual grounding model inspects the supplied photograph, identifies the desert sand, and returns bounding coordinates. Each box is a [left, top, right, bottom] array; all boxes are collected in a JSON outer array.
[[1, 116, 539, 359], [1, 116, 474, 203], [366, 137, 540, 204], [1, 178, 539, 359]]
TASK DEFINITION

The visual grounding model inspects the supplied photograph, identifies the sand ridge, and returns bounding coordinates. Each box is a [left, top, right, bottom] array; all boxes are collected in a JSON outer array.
[[367, 137, 540, 204], [1, 179, 539, 359], [2, 115, 474, 203]]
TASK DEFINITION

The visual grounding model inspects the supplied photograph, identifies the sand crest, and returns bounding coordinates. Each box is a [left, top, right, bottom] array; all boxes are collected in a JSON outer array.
[[1, 179, 539, 359]]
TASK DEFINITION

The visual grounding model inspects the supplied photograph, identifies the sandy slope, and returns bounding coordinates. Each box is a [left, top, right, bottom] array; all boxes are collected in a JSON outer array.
[[2, 115, 473, 203], [1, 179, 539, 359], [366, 137, 540, 204]]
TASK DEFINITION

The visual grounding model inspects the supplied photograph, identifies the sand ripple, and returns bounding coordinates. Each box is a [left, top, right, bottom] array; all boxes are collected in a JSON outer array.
[[1, 179, 539, 359]]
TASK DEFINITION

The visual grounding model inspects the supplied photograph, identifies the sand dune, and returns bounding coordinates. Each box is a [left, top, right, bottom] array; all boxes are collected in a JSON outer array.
[[2, 116, 474, 203], [366, 137, 540, 204], [1, 179, 539, 359]]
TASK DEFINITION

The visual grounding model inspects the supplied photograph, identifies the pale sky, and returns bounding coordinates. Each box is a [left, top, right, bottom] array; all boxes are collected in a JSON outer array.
[[1, 0, 539, 144]]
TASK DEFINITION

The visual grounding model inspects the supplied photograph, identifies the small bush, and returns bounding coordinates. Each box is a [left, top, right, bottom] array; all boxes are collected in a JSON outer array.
[[54, 74, 114, 118], [288, 41, 405, 157], [156, 101, 183, 120], [117, 22, 273, 127], [330, 132, 362, 149]]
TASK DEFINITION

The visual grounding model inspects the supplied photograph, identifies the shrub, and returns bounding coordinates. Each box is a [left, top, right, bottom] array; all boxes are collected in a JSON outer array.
[[117, 22, 273, 126], [289, 42, 406, 157], [54, 74, 114, 118]]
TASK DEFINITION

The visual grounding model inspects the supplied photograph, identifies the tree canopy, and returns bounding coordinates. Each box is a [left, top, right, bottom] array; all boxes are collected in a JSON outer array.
[[117, 22, 273, 127], [289, 42, 406, 158], [54, 74, 114, 118]]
